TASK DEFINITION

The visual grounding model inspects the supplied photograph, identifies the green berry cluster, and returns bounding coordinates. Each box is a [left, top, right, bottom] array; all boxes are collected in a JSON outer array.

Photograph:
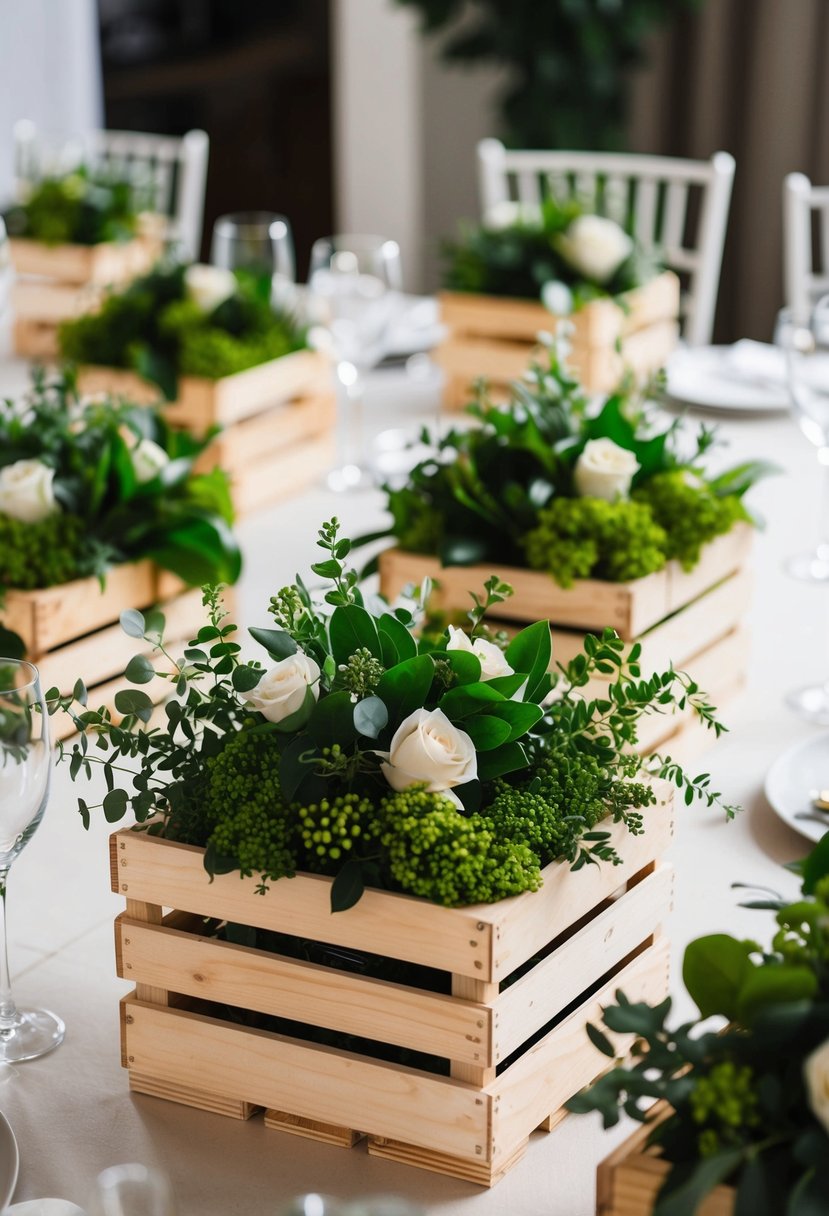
[[634, 471, 749, 570], [689, 1060, 761, 1156], [296, 792, 373, 872], [205, 730, 294, 890], [523, 496, 668, 587], [374, 787, 542, 906], [0, 512, 88, 589], [337, 648, 384, 698], [486, 755, 608, 864]]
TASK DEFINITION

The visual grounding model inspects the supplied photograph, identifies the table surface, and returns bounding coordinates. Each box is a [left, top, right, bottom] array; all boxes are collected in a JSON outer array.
[[0, 347, 824, 1216]]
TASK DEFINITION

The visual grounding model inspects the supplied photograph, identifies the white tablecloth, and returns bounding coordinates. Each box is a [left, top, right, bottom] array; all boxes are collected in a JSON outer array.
[[0, 355, 823, 1215]]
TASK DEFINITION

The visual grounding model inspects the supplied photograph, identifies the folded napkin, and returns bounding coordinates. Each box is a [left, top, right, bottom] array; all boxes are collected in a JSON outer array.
[[722, 339, 787, 386]]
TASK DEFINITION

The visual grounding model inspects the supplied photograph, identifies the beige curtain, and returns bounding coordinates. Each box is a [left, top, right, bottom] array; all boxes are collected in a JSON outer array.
[[628, 0, 829, 342]]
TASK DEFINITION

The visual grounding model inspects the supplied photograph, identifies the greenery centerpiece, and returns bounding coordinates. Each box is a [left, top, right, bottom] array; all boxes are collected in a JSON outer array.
[[0, 369, 240, 656], [570, 835, 829, 1213], [444, 194, 663, 312], [3, 166, 148, 247], [54, 517, 734, 910], [376, 344, 773, 587], [59, 261, 306, 400]]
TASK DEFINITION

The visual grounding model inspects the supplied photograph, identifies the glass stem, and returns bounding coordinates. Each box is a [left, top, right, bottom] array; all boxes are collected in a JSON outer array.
[[336, 360, 364, 471], [818, 448, 829, 560], [0, 867, 16, 1028]]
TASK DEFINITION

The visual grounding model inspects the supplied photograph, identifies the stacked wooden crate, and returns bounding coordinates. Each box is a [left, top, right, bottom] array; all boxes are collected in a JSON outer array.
[[379, 522, 753, 760], [2, 563, 212, 742], [437, 271, 680, 407], [111, 784, 673, 1186], [10, 225, 162, 359], [77, 350, 335, 517]]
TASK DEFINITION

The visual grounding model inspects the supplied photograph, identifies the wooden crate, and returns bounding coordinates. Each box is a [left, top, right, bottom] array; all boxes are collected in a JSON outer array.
[[1, 562, 213, 743], [596, 1108, 735, 1215], [111, 787, 675, 1186], [379, 525, 752, 758], [10, 227, 162, 358], [76, 351, 335, 517], [437, 272, 680, 406]]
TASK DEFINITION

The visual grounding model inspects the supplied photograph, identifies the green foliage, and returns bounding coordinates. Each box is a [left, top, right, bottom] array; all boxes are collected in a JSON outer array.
[[55, 519, 737, 910], [396, 0, 701, 152], [567, 856, 829, 1214], [59, 262, 306, 397], [634, 471, 750, 570], [0, 369, 241, 596], [524, 496, 668, 585], [3, 166, 143, 245], [443, 194, 662, 303], [376, 343, 773, 585]]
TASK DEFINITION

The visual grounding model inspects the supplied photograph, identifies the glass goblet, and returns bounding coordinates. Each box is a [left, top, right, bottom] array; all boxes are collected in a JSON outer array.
[[211, 211, 296, 312], [307, 234, 402, 492], [0, 658, 64, 1062]]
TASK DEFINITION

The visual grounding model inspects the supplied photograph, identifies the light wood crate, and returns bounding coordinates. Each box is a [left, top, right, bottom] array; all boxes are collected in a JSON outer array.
[[596, 1108, 734, 1215], [437, 271, 680, 406], [2, 562, 213, 742], [379, 523, 752, 757], [10, 226, 162, 359], [111, 787, 674, 1186], [76, 351, 335, 517]]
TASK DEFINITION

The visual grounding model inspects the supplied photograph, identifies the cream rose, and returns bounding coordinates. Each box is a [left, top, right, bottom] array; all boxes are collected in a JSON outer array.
[[556, 215, 633, 284], [446, 626, 514, 681], [185, 263, 238, 313], [247, 652, 321, 724], [541, 279, 574, 317], [574, 438, 640, 502], [131, 437, 170, 484], [805, 1039, 829, 1134], [0, 459, 58, 523], [380, 707, 477, 800]]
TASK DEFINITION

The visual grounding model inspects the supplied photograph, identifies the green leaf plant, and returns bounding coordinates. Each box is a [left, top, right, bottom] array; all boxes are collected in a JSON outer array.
[[49, 517, 737, 911]]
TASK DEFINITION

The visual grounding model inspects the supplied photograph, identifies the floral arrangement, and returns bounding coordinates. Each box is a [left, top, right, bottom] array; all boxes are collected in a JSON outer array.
[[0, 370, 240, 652], [443, 195, 664, 311], [569, 834, 829, 1213], [3, 166, 146, 247], [376, 345, 775, 586], [59, 261, 306, 399], [54, 518, 735, 911]]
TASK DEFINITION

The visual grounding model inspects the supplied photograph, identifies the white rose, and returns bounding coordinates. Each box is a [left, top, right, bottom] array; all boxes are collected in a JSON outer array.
[[379, 707, 477, 801], [541, 279, 574, 317], [247, 652, 321, 724], [574, 438, 640, 502], [185, 263, 238, 313], [556, 215, 633, 284], [805, 1038, 829, 1135], [131, 437, 170, 484], [486, 200, 542, 230], [0, 459, 58, 523], [446, 626, 514, 681]]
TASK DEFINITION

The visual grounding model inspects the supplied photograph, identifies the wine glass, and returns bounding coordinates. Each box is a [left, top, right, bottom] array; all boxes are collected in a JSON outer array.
[[307, 234, 402, 492], [89, 1164, 176, 1216], [0, 659, 64, 1062], [780, 300, 829, 582], [211, 211, 296, 312]]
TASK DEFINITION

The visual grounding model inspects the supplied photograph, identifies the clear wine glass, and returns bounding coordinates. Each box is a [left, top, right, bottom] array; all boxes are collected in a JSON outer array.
[[780, 300, 829, 582], [89, 1164, 176, 1216], [211, 211, 296, 312], [307, 234, 402, 492], [0, 658, 64, 1062]]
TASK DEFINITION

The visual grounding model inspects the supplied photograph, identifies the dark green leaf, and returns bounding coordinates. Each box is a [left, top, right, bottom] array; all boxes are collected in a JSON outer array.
[[476, 740, 527, 780], [377, 613, 418, 663], [735, 964, 818, 1025], [102, 788, 129, 823], [330, 857, 365, 912], [125, 654, 155, 685], [308, 690, 357, 746], [682, 934, 756, 1020], [328, 604, 382, 664], [462, 714, 512, 750], [113, 688, 154, 723], [249, 627, 298, 659], [376, 654, 435, 726], [440, 681, 505, 719], [232, 665, 262, 693], [505, 620, 552, 700]]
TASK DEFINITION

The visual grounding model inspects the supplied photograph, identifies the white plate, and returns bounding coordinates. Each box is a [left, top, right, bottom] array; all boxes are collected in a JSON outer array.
[[764, 732, 829, 843], [0, 1109, 19, 1211], [666, 344, 790, 414]]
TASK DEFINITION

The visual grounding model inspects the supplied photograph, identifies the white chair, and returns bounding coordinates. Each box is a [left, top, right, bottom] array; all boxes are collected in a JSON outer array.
[[783, 172, 829, 322], [13, 120, 209, 261], [477, 138, 736, 347]]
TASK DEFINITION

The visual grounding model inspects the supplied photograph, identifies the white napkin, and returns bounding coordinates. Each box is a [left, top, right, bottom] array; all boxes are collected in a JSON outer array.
[[4, 1201, 85, 1216], [722, 339, 787, 386]]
